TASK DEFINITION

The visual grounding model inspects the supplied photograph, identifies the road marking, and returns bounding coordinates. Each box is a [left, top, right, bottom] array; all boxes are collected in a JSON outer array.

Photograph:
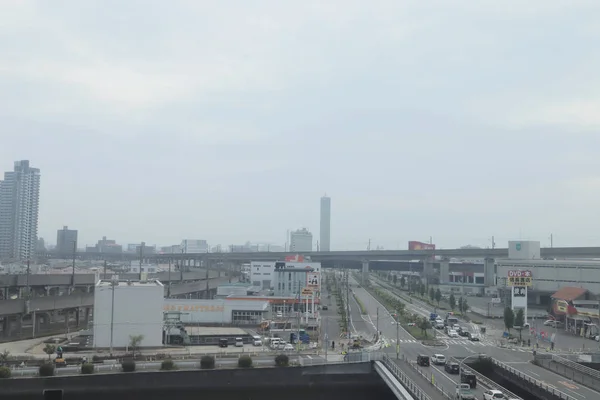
[[559, 381, 579, 390], [526, 369, 540, 376], [307, 355, 313, 359]]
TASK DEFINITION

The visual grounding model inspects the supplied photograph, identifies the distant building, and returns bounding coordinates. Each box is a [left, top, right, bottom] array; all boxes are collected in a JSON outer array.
[[36, 238, 46, 252], [0, 160, 41, 261], [56, 226, 78, 256], [135, 242, 155, 255], [126, 244, 140, 253], [290, 228, 312, 252], [320, 196, 331, 251], [86, 236, 122, 253], [181, 239, 208, 253], [160, 245, 182, 254]]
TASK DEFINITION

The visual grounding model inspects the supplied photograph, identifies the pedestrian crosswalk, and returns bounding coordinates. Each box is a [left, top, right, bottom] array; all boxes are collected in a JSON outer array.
[[389, 338, 496, 347]]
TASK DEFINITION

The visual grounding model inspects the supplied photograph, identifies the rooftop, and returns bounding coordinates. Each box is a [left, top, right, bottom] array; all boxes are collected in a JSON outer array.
[[184, 326, 249, 336], [96, 279, 164, 287], [551, 287, 588, 301]]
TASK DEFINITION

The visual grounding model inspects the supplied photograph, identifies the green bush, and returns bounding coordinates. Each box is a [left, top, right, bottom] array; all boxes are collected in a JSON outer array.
[[200, 355, 215, 369], [161, 359, 176, 370], [39, 363, 55, 377], [238, 355, 253, 368], [121, 360, 136, 372], [81, 363, 95, 374], [0, 366, 11, 378], [275, 354, 289, 367]]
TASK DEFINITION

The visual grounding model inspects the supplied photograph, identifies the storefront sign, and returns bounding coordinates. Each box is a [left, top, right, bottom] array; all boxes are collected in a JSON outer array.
[[301, 288, 313, 296], [306, 272, 320, 288], [507, 270, 532, 286], [163, 305, 224, 312]]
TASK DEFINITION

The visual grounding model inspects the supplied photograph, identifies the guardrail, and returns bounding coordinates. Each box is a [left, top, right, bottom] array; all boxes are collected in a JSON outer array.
[[381, 354, 432, 400], [533, 353, 600, 392], [551, 354, 600, 379], [449, 357, 522, 400], [491, 358, 575, 400]]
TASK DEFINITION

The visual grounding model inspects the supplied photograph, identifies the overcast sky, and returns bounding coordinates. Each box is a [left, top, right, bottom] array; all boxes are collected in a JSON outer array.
[[1, 1, 600, 250]]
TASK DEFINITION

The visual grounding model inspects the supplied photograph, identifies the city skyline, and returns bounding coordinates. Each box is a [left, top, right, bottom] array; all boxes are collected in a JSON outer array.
[[2, 3, 600, 250]]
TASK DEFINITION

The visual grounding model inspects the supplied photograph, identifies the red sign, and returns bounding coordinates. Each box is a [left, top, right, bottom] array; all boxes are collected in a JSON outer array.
[[508, 270, 532, 278], [285, 255, 304, 262], [408, 241, 435, 251]]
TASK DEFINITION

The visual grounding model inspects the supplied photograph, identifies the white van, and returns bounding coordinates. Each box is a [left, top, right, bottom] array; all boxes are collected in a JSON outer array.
[[252, 336, 262, 346], [269, 337, 281, 348], [235, 337, 244, 347]]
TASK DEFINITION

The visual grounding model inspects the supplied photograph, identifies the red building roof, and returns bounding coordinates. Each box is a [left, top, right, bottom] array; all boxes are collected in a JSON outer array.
[[551, 287, 588, 302]]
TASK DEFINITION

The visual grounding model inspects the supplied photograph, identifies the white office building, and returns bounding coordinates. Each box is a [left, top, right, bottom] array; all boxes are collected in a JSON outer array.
[[93, 279, 164, 348], [250, 261, 275, 289], [320, 196, 331, 251], [290, 228, 313, 252], [0, 161, 41, 261]]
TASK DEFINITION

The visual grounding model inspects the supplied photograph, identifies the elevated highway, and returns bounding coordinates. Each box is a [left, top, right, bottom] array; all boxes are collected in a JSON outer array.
[[0, 277, 232, 316], [38, 246, 600, 263]]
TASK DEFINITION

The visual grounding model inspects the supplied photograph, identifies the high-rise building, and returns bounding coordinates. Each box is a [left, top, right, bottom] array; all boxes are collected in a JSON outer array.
[[0, 161, 41, 261], [56, 226, 78, 256], [320, 195, 331, 251], [290, 228, 313, 252]]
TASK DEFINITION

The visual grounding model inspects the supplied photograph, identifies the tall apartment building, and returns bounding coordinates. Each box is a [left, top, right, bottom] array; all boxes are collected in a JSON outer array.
[[0, 161, 41, 261], [56, 226, 78, 256], [290, 228, 313, 252], [320, 195, 331, 251]]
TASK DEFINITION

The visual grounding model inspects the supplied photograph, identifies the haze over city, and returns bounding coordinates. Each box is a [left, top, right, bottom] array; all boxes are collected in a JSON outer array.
[[2, 1, 600, 249]]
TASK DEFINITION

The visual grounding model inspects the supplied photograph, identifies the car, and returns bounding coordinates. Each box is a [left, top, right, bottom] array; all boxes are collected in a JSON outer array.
[[448, 329, 459, 338], [445, 361, 460, 374], [459, 327, 470, 337], [417, 354, 430, 367], [543, 320, 563, 328], [483, 389, 505, 400], [321, 305, 328, 310], [468, 333, 480, 341], [408, 322, 416, 327], [431, 354, 446, 365], [283, 343, 294, 351]]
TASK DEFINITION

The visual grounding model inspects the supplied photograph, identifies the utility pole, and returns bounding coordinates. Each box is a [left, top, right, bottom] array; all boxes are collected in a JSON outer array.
[[71, 240, 77, 292], [167, 258, 172, 298], [550, 234, 553, 248], [346, 269, 350, 340], [324, 316, 328, 361], [396, 309, 400, 359], [139, 242, 145, 280], [296, 291, 301, 352], [103, 260, 107, 279], [25, 259, 30, 299], [376, 307, 380, 341], [367, 239, 371, 251], [491, 236, 496, 249]]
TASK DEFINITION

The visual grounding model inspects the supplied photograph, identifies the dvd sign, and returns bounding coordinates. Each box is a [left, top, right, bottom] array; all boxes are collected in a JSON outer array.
[[507, 270, 533, 287]]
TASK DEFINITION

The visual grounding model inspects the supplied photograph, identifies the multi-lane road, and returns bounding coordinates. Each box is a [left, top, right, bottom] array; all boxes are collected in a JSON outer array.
[[347, 274, 600, 400]]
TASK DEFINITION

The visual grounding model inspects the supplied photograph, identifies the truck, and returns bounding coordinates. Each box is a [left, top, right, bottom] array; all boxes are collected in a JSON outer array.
[[455, 383, 475, 400]]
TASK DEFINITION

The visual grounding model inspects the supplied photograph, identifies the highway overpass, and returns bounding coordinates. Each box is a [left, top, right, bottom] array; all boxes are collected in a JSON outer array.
[[38, 246, 600, 262]]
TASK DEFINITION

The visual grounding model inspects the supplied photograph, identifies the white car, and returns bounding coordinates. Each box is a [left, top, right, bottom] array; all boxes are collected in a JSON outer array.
[[483, 389, 504, 400], [431, 354, 446, 365], [448, 329, 459, 338], [283, 343, 294, 351]]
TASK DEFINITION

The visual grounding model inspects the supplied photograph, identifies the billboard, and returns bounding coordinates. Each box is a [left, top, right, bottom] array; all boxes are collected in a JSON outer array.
[[285, 255, 305, 262], [507, 270, 532, 287], [408, 241, 435, 251], [301, 288, 313, 297], [306, 272, 320, 288]]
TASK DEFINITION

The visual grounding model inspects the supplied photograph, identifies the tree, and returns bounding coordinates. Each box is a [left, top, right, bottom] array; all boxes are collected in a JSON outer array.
[[400, 276, 406, 289], [435, 289, 442, 307], [449, 294, 456, 311], [129, 334, 144, 358], [0, 350, 10, 366], [504, 307, 514, 333], [461, 297, 469, 313], [458, 297, 464, 313], [43, 344, 56, 361], [393, 274, 397, 285], [514, 308, 525, 341], [419, 283, 425, 297], [429, 287, 435, 302], [418, 317, 431, 337]]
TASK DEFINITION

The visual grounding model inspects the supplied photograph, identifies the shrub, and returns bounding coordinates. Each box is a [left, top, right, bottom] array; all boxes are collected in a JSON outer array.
[[161, 359, 176, 370], [200, 355, 215, 369], [275, 354, 289, 367], [39, 363, 55, 377], [238, 355, 253, 368], [81, 363, 95, 374], [121, 360, 136, 372], [92, 355, 101, 362], [0, 366, 11, 378]]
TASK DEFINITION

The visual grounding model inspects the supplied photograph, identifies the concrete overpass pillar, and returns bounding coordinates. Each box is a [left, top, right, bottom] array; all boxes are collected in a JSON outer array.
[[75, 308, 81, 327], [361, 261, 369, 284], [484, 258, 495, 287], [440, 259, 450, 284], [2, 318, 9, 337]]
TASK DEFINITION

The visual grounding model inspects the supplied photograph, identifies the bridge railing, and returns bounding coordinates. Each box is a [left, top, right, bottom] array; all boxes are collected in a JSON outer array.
[[403, 356, 452, 399], [381, 354, 432, 400], [491, 358, 575, 400], [449, 357, 522, 400]]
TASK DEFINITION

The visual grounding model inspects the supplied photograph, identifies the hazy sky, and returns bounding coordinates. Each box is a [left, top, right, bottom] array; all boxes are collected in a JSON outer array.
[[1, 1, 600, 250]]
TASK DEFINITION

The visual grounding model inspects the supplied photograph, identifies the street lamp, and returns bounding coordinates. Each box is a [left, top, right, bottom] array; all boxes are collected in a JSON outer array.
[[458, 353, 486, 376]]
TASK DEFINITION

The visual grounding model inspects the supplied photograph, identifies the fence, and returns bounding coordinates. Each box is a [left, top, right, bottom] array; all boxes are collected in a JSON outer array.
[[381, 354, 432, 400], [449, 357, 522, 400], [402, 357, 452, 399], [491, 358, 575, 400], [533, 353, 600, 392]]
